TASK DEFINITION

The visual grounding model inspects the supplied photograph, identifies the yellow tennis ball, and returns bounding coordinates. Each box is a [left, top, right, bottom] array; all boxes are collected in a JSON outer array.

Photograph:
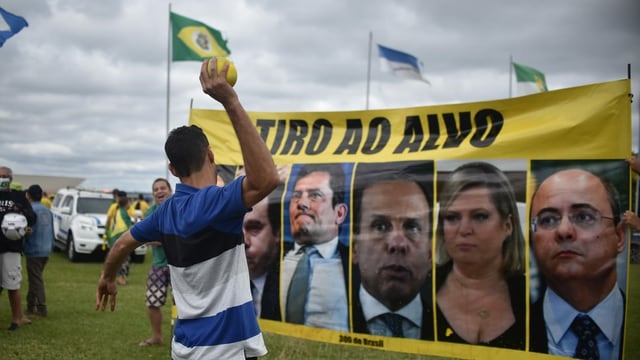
[[207, 57, 238, 86]]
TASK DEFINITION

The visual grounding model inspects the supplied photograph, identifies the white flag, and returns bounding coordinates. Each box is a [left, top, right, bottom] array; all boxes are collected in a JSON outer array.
[[378, 44, 429, 84]]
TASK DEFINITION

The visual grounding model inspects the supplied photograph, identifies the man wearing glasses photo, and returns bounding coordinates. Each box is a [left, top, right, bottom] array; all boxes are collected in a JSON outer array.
[[529, 167, 626, 360]]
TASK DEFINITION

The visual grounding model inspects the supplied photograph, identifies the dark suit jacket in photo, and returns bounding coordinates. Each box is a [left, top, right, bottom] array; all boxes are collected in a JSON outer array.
[[258, 259, 281, 321], [351, 264, 435, 340]]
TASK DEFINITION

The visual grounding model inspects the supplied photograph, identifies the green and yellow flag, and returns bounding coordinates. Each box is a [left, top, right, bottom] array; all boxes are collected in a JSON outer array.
[[170, 12, 230, 61], [512, 61, 548, 96]]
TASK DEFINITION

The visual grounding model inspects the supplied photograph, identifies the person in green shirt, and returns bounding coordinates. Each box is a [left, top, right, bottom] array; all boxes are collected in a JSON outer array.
[[139, 178, 173, 347]]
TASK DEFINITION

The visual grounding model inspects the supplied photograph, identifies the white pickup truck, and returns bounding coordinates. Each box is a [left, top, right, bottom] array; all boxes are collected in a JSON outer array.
[[51, 188, 146, 262]]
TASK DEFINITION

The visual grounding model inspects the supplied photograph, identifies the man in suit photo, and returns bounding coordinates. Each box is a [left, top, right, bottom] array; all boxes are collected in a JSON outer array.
[[281, 163, 350, 332], [529, 165, 626, 360], [351, 161, 434, 340]]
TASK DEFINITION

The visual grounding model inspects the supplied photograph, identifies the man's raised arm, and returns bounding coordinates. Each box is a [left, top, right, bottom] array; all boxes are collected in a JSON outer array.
[[199, 59, 279, 207]]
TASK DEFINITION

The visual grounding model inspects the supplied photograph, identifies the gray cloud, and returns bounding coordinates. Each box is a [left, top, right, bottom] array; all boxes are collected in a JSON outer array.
[[1, 0, 638, 192]]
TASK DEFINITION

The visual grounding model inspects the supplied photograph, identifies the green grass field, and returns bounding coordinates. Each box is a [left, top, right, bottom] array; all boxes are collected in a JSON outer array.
[[0, 251, 637, 359]]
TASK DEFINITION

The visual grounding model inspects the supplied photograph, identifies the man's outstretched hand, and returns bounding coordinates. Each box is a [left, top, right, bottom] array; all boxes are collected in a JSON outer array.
[[95, 275, 118, 312]]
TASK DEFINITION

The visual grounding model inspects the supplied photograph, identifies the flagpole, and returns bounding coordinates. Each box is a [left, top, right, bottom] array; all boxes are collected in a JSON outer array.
[[365, 31, 372, 110], [165, 3, 172, 180], [509, 55, 513, 98]]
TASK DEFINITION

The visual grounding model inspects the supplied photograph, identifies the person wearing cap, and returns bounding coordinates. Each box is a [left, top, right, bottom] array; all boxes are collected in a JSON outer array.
[[24, 184, 55, 317], [0, 166, 36, 331]]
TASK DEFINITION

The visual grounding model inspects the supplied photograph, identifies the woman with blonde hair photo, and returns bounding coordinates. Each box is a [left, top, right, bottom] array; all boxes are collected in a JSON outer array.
[[435, 161, 526, 349]]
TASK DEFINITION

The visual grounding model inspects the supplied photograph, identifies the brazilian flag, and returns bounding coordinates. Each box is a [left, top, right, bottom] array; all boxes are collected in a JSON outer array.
[[170, 12, 231, 61]]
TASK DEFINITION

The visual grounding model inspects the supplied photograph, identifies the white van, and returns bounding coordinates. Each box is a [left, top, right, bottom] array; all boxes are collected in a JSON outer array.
[[51, 188, 146, 262]]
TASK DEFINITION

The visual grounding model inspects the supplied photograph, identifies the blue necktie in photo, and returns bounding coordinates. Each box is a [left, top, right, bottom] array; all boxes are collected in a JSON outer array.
[[380, 313, 404, 338], [571, 314, 601, 360], [286, 246, 316, 324]]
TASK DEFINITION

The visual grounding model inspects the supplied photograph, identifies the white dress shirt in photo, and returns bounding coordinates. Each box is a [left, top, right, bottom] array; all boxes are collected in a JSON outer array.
[[281, 237, 349, 331], [360, 285, 423, 339], [251, 273, 266, 317]]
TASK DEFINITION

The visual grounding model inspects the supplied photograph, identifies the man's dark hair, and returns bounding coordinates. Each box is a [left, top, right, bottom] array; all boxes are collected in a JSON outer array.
[[352, 161, 434, 235], [27, 184, 43, 201], [293, 163, 346, 207], [117, 190, 127, 197], [165, 125, 210, 178], [152, 178, 172, 192]]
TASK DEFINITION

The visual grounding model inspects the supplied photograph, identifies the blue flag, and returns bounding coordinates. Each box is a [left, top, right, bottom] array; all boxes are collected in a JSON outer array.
[[377, 44, 429, 84], [0, 7, 28, 47]]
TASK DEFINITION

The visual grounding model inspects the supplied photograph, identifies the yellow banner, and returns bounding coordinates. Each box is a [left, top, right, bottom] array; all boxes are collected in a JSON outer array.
[[188, 79, 634, 360], [190, 80, 630, 165]]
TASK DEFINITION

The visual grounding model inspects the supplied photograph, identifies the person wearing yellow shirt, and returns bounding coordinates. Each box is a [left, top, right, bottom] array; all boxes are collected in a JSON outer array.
[[40, 192, 52, 209], [103, 189, 119, 250], [132, 194, 150, 220], [106, 190, 136, 285]]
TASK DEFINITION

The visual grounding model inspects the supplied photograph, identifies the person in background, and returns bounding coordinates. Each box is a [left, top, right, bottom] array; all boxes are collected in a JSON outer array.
[[133, 194, 150, 221], [105, 188, 119, 221], [24, 184, 54, 318], [106, 190, 136, 285], [40, 191, 52, 209], [139, 178, 173, 347], [104, 188, 119, 248], [435, 162, 526, 349], [351, 161, 434, 340], [0, 166, 36, 331], [96, 58, 278, 359], [529, 168, 626, 359]]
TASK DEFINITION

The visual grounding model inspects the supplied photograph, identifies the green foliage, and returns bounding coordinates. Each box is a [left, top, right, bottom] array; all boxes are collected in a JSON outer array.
[[0, 252, 637, 359]]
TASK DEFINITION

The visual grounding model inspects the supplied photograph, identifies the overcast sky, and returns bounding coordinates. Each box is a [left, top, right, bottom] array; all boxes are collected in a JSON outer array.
[[1, 0, 638, 193]]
